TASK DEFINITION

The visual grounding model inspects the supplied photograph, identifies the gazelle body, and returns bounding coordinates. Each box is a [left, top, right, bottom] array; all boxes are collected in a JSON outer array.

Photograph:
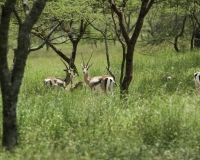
[[194, 72, 200, 90], [81, 53, 115, 95]]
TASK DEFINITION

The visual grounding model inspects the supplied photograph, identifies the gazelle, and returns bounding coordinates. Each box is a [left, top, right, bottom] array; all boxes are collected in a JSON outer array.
[[44, 59, 73, 89], [194, 72, 200, 90], [81, 53, 116, 95]]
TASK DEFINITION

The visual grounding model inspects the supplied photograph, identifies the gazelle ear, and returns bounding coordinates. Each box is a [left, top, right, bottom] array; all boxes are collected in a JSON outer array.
[[63, 69, 71, 73]]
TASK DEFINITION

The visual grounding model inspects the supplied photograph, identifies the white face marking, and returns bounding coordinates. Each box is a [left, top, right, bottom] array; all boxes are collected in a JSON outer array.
[[82, 67, 88, 74]]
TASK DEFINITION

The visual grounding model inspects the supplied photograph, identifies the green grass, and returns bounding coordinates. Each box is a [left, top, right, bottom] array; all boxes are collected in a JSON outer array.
[[1, 43, 200, 159]]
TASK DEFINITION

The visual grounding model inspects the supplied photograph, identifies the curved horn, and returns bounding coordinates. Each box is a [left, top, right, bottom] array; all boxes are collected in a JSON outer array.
[[86, 52, 93, 67], [81, 52, 85, 67], [61, 58, 69, 70]]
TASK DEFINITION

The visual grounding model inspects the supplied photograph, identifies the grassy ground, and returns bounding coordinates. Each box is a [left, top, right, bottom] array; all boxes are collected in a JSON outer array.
[[1, 43, 200, 159]]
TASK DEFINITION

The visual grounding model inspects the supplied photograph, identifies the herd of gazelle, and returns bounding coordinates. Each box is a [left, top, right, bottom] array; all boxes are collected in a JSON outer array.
[[44, 53, 116, 95], [44, 55, 200, 93]]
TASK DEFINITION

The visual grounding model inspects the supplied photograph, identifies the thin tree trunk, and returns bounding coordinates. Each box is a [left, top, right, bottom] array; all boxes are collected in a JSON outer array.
[[121, 0, 154, 94], [174, 16, 187, 52], [61, 19, 89, 63], [191, 31, 195, 50], [121, 44, 134, 94], [71, 41, 78, 61]]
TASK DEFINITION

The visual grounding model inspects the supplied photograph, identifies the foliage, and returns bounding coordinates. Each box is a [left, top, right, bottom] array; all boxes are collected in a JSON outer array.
[[142, 0, 200, 51], [0, 44, 200, 159], [2, 0, 199, 51], [1, 0, 200, 157]]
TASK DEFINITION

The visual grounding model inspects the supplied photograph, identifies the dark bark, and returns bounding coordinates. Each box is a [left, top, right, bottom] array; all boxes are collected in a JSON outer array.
[[191, 13, 200, 48], [0, 0, 18, 150], [110, 7, 126, 87], [0, 0, 46, 150], [191, 31, 195, 50], [194, 30, 200, 48]]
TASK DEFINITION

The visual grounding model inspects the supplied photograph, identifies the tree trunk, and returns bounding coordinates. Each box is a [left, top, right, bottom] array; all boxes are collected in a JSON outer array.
[[109, 0, 154, 97], [71, 41, 78, 61], [191, 31, 195, 50], [120, 0, 154, 95], [173, 16, 187, 52], [0, 0, 46, 150], [194, 30, 200, 48], [120, 44, 134, 95], [0, 0, 17, 150]]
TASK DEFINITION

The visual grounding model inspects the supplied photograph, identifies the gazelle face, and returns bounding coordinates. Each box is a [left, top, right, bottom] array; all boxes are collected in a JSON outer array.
[[61, 58, 73, 77], [82, 66, 88, 74], [63, 68, 73, 77], [82, 64, 92, 74], [81, 52, 93, 75]]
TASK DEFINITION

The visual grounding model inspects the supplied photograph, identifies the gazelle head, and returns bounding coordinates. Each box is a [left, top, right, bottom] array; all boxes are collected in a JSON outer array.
[[44, 59, 74, 89], [61, 58, 74, 86], [81, 53, 93, 74], [61, 58, 72, 76]]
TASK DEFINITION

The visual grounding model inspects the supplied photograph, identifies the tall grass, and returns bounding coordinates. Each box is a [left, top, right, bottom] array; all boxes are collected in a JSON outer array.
[[1, 43, 200, 159]]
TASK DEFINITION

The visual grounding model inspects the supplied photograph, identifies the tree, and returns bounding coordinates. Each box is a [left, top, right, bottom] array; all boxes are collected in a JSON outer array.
[[30, 0, 104, 75], [0, 0, 46, 150], [108, 0, 155, 96], [142, 0, 200, 52], [31, 19, 89, 75]]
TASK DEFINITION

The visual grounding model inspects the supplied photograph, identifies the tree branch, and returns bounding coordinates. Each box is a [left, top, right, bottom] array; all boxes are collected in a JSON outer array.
[[111, 7, 126, 85], [30, 20, 63, 52], [108, 0, 130, 44], [22, 0, 30, 16]]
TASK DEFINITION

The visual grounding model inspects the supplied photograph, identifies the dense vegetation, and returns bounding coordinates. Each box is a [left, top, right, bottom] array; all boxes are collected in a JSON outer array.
[[0, 43, 200, 159], [1, 0, 200, 157]]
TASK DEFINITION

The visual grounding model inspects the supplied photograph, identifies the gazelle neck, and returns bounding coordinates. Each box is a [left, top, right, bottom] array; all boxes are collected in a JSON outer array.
[[84, 71, 91, 85], [64, 74, 71, 86]]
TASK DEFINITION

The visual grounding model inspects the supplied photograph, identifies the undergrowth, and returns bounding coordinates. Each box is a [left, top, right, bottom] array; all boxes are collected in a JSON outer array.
[[1, 44, 200, 159]]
